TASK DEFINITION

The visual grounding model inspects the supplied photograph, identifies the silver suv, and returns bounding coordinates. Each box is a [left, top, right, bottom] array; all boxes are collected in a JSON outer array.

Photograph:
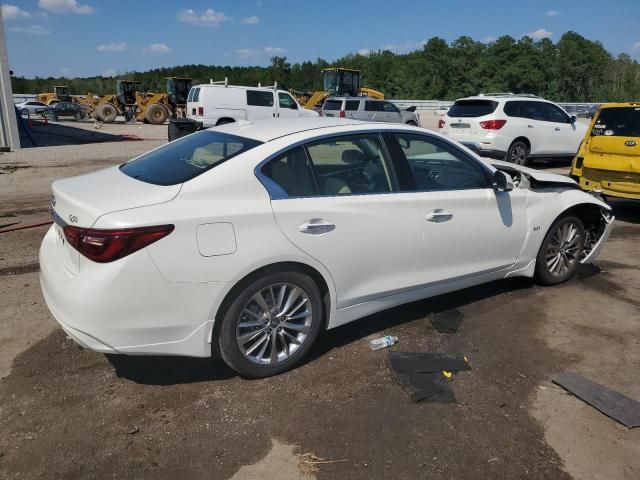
[[321, 97, 419, 125]]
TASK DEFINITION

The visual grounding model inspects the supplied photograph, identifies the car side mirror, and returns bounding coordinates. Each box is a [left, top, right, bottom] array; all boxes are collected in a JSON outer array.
[[569, 115, 576, 124], [492, 170, 514, 192]]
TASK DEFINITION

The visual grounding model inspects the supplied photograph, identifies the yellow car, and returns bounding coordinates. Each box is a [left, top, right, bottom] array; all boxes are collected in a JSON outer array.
[[570, 102, 640, 200]]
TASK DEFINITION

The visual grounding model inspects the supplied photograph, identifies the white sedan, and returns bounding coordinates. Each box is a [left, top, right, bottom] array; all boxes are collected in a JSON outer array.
[[40, 118, 614, 377], [16, 100, 48, 115]]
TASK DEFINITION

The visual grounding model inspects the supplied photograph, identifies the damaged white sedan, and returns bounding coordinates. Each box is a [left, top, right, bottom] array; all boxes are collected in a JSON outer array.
[[40, 118, 614, 377]]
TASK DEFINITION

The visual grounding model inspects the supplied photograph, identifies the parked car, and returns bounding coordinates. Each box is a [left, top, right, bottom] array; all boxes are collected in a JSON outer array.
[[570, 102, 640, 200], [321, 97, 419, 125], [16, 100, 48, 116], [40, 118, 613, 378], [43, 102, 87, 121], [186, 82, 318, 127], [439, 94, 588, 165]]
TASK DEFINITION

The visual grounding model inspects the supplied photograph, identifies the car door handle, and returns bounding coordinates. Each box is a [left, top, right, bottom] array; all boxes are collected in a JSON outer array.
[[425, 209, 453, 223], [554, 127, 561, 131], [528, 125, 534, 128], [299, 219, 335, 235]]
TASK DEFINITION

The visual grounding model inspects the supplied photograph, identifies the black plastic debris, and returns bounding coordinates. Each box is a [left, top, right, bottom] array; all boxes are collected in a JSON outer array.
[[388, 352, 471, 403], [553, 372, 640, 428], [429, 309, 464, 333]]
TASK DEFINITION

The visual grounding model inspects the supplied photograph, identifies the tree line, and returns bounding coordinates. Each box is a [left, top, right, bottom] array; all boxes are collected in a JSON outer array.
[[11, 31, 639, 102]]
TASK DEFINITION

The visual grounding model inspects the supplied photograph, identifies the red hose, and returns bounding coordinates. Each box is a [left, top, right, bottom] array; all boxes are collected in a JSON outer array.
[[0, 220, 52, 234]]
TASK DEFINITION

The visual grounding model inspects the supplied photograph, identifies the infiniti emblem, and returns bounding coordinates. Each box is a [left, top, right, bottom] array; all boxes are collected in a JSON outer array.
[[68, 215, 78, 223], [625, 140, 637, 147]]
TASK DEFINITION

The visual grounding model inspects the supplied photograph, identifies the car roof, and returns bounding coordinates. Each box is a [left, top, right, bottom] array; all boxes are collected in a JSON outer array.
[[597, 102, 640, 109], [192, 83, 281, 92], [327, 97, 382, 101], [456, 95, 552, 103], [207, 117, 397, 142]]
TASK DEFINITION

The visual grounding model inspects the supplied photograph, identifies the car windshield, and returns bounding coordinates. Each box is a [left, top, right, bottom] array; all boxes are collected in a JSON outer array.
[[120, 131, 262, 186], [592, 107, 640, 137], [448, 100, 498, 117]]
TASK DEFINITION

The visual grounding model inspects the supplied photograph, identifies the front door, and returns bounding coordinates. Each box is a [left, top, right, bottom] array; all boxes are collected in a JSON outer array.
[[264, 133, 423, 309], [276, 91, 301, 118], [385, 132, 527, 284]]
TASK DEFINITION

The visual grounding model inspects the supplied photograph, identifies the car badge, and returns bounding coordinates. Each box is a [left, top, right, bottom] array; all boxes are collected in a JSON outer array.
[[624, 140, 636, 147], [68, 215, 78, 223]]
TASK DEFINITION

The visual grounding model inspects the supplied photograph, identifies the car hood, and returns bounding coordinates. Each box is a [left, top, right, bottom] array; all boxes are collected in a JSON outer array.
[[490, 160, 579, 187]]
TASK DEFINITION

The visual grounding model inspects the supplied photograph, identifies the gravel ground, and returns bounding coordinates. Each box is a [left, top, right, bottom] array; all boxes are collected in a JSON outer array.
[[0, 119, 638, 479]]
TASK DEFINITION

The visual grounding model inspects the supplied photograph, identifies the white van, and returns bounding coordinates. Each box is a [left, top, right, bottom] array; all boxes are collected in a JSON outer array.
[[186, 81, 318, 127]]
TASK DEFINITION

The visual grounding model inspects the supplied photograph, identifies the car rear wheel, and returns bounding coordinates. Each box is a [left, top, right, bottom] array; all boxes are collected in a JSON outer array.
[[216, 271, 323, 378], [21, 108, 29, 116], [535, 215, 585, 285], [507, 140, 530, 166]]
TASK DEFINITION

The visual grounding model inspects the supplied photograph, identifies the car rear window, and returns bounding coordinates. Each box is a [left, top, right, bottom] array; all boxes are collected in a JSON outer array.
[[187, 87, 200, 102], [448, 100, 498, 117], [323, 100, 343, 111], [120, 131, 262, 186], [592, 107, 640, 137]]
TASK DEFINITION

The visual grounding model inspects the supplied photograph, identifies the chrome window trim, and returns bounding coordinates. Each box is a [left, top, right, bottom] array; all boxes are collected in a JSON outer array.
[[254, 128, 496, 200]]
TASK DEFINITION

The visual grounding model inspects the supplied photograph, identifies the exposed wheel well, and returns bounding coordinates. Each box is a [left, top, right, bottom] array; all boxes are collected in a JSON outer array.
[[212, 262, 331, 344], [510, 137, 531, 150], [216, 117, 236, 126], [561, 203, 602, 230]]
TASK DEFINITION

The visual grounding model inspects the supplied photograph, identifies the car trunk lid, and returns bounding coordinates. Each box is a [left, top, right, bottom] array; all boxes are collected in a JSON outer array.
[[442, 99, 498, 137], [50, 166, 181, 274]]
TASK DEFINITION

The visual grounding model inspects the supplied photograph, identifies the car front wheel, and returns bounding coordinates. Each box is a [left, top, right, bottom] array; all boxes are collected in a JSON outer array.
[[216, 271, 323, 378], [535, 215, 585, 285]]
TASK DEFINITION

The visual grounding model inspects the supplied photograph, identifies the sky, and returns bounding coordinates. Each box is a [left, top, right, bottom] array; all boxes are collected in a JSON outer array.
[[2, 0, 639, 78]]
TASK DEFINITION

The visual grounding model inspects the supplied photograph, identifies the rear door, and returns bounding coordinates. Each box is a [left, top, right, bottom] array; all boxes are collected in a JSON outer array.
[[246, 90, 276, 120], [385, 132, 527, 284], [344, 100, 362, 120], [264, 133, 423, 309]]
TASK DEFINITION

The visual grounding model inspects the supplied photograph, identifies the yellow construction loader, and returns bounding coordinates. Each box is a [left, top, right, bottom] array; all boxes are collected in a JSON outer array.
[[292, 68, 384, 110], [37, 85, 71, 105]]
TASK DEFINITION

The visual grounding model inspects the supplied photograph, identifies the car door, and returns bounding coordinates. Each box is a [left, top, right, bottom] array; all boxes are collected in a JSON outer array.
[[364, 100, 383, 122], [343, 100, 362, 120], [385, 132, 527, 285], [538, 102, 583, 155], [276, 91, 301, 118], [263, 133, 423, 309], [246, 90, 276, 120], [381, 101, 402, 123]]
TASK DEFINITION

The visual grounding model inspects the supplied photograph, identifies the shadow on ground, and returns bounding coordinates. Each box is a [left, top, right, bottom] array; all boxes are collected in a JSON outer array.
[[18, 119, 144, 148], [109, 277, 534, 386]]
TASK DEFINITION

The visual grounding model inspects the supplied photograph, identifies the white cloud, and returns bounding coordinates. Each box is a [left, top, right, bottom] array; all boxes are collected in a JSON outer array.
[[8, 24, 50, 34], [524, 28, 553, 40], [377, 39, 427, 54], [546, 10, 559, 17], [38, 0, 94, 15], [357, 48, 372, 56], [103, 69, 116, 77], [241, 15, 259, 25], [178, 8, 229, 27], [236, 46, 284, 58], [1, 4, 32, 20], [633, 41, 640, 51], [142, 43, 171, 54], [96, 42, 127, 53], [482, 36, 497, 44]]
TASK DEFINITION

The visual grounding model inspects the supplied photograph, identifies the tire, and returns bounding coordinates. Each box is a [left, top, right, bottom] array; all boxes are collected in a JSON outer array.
[[21, 108, 29, 116], [97, 103, 118, 123], [145, 104, 169, 125], [534, 215, 585, 285], [216, 271, 323, 378], [507, 140, 530, 166], [74, 110, 86, 120]]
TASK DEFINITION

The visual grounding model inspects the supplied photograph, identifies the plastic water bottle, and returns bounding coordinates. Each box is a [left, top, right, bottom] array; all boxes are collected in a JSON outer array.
[[369, 335, 398, 351]]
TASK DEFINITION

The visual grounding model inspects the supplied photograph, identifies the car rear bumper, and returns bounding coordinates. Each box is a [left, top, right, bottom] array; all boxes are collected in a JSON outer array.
[[39, 226, 227, 357]]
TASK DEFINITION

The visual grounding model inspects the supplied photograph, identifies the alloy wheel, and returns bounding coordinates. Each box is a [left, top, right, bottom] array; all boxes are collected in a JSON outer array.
[[545, 221, 582, 277], [236, 283, 313, 365], [510, 145, 527, 165]]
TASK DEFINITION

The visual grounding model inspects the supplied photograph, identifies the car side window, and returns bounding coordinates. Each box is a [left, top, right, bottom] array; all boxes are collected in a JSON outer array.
[[345, 100, 360, 111], [278, 92, 298, 110], [247, 90, 274, 107], [262, 147, 317, 197], [391, 133, 489, 191], [503, 101, 521, 117], [541, 103, 569, 123], [382, 102, 399, 113], [365, 101, 382, 112], [192, 87, 200, 102], [306, 134, 395, 195]]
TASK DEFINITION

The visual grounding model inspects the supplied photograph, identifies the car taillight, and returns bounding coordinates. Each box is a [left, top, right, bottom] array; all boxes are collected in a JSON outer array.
[[339, 110, 345, 118], [198, 106, 204, 116], [575, 156, 584, 169], [438, 119, 445, 129], [63, 224, 174, 263], [479, 119, 507, 130]]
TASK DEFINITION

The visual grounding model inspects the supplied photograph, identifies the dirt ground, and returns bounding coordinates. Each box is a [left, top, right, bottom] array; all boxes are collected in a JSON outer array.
[[0, 119, 639, 479]]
